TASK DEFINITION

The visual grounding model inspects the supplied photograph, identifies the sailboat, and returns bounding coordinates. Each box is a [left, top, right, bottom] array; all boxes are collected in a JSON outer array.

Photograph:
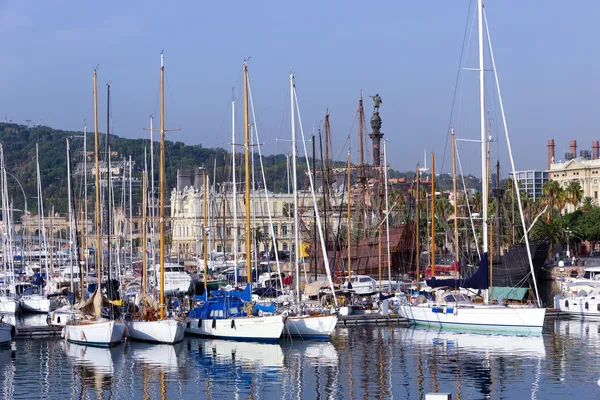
[[125, 51, 185, 344], [283, 73, 338, 339], [185, 61, 285, 341], [0, 145, 18, 315], [397, 0, 546, 334], [63, 68, 126, 347]]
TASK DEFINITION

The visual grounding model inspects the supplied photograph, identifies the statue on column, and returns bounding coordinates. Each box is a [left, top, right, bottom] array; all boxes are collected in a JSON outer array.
[[369, 93, 382, 112]]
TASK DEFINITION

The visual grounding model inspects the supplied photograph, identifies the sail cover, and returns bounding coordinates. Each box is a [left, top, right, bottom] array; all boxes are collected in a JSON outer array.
[[426, 252, 489, 290]]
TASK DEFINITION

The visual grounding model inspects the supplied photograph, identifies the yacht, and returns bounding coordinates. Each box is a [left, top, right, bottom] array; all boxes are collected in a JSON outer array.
[[342, 275, 377, 295], [147, 263, 191, 295]]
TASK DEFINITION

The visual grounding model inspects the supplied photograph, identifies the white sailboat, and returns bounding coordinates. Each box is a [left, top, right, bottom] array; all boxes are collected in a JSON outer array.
[[397, 0, 546, 334], [125, 51, 185, 345], [282, 72, 338, 339], [185, 61, 285, 341], [64, 68, 126, 348]]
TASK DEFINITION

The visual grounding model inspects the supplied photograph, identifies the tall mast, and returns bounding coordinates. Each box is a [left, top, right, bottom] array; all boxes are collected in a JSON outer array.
[[149, 115, 155, 271], [243, 62, 252, 287], [290, 72, 300, 307], [478, 0, 488, 253], [159, 51, 166, 319], [358, 92, 367, 239], [67, 137, 74, 297], [383, 140, 392, 286], [106, 83, 112, 282], [203, 172, 208, 295], [324, 110, 331, 244], [93, 69, 101, 289], [83, 124, 88, 275], [129, 155, 132, 268], [451, 129, 459, 273], [415, 163, 420, 282], [231, 97, 238, 286], [430, 152, 435, 277], [346, 150, 351, 281], [141, 167, 147, 295]]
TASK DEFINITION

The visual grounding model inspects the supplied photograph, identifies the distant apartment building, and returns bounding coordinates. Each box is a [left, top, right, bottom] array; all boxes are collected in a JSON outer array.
[[547, 139, 600, 212], [510, 170, 548, 201]]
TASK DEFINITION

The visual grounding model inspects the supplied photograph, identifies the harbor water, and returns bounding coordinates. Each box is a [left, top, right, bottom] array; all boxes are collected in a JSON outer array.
[[0, 317, 599, 399]]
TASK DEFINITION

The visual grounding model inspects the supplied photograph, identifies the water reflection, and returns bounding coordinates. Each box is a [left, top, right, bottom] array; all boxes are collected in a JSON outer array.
[[3, 322, 600, 399]]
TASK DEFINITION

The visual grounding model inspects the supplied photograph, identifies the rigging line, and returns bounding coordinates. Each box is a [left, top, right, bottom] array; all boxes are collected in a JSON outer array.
[[440, 0, 475, 174], [455, 137, 481, 259]]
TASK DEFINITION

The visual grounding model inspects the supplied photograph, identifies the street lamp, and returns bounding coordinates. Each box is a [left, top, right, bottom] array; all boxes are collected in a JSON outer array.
[[565, 227, 572, 259]]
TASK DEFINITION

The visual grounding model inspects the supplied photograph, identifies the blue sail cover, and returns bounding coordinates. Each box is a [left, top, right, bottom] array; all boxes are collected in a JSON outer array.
[[255, 303, 276, 314], [426, 252, 489, 290], [189, 284, 253, 319]]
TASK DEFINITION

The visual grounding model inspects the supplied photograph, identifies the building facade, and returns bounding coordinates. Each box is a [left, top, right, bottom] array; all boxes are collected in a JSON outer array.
[[510, 170, 548, 201]]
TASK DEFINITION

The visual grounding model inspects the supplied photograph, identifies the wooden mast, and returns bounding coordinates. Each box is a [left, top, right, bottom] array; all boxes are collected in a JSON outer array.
[[347, 150, 351, 281], [243, 61, 252, 287], [358, 93, 367, 238], [93, 68, 101, 290], [430, 152, 435, 277], [451, 129, 459, 276], [159, 51, 165, 319]]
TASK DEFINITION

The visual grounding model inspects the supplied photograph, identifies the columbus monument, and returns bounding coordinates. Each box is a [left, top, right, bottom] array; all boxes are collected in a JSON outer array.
[[368, 93, 384, 167]]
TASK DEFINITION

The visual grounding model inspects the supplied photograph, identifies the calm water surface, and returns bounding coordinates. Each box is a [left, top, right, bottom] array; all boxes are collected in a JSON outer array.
[[0, 318, 599, 399]]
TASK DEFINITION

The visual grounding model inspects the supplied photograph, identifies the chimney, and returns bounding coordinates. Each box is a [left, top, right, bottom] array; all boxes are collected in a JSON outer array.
[[593, 141, 599, 160], [177, 169, 182, 191], [194, 167, 203, 190], [570, 140, 577, 158], [180, 170, 192, 189], [547, 139, 555, 169]]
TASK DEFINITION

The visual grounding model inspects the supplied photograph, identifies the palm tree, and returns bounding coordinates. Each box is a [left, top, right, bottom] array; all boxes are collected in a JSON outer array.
[[542, 180, 564, 215], [565, 180, 584, 210], [581, 196, 596, 212]]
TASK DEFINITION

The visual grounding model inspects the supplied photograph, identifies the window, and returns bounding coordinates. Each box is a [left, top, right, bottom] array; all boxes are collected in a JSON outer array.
[[595, 179, 598, 184], [226, 226, 231, 237], [273, 225, 278, 235], [264, 202, 268, 213], [282, 242, 288, 251], [282, 224, 288, 236], [595, 191, 598, 199], [586, 302, 589, 310], [273, 202, 278, 215], [217, 226, 222, 237]]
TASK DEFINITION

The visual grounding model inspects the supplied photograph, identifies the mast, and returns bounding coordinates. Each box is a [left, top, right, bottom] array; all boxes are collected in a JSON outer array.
[[451, 129, 459, 274], [159, 51, 166, 319], [383, 140, 392, 286], [149, 115, 156, 273], [346, 150, 351, 281], [129, 155, 132, 268], [203, 172, 208, 296], [93, 68, 101, 290], [83, 124, 88, 275], [312, 135, 317, 281], [231, 97, 238, 286], [430, 152, 435, 277], [358, 93, 367, 239], [290, 72, 300, 308], [243, 62, 252, 288], [106, 83, 112, 282], [478, 0, 488, 253], [67, 138, 74, 297], [142, 167, 147, 296], [323, 111, 330, 248], [415, 163, 420, 282], [36, 144, 49, 292]]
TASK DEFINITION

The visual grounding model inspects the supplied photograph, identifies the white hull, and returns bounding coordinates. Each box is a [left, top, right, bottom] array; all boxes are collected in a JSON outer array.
[[284, 314, 338, 339], [0, 322, 13, 346], [186, 314, 284, 341], [126, 319, 185, 344], [20, 295, 51, 313], [64, 319, 126, 347], [558, 296, 600, 319], [0, 297, 18, 314], [49, 306, 79, 327], [398, 304, 546, 334]]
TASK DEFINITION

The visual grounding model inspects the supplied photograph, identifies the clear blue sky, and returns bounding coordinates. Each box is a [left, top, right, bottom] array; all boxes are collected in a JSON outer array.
[[0, 1, 597, 176]]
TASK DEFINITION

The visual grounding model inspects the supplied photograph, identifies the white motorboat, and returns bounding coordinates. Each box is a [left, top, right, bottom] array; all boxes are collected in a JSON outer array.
[[398, 290, 545, 334], [125, 319, 185, 344], [0, 296, 18, 314], [0, 321, 13, 347], [342, 275, 377, 295], [284, 314, 338, 339], [49, 304, 79, 326], [20, 294, 51, 313], [148, 263, 191, 295], [557, 284, 600, 320]]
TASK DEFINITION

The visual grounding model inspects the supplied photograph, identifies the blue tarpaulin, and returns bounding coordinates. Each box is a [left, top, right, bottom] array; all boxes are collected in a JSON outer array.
[[426, 252, 489, 290]]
